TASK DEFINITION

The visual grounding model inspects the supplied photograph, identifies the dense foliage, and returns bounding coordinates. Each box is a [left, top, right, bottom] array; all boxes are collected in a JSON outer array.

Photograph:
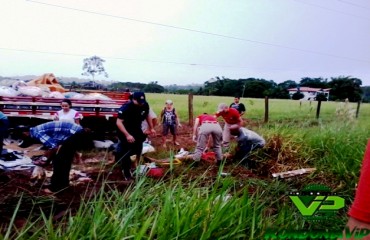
[[195, 76, 363, 102], [103, 75, 364, 102]]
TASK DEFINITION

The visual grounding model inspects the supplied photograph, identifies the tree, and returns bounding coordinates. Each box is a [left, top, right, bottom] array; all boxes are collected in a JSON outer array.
[[278, 80, 298, 90], [292, 92, 304, 100], [361, 86, 370, 103], [300, 77, 329, 88], [242, 78, 276, 98], [268, 86, 290, 99], [315, 92, 327, 101], [328, 76, 362, 102], [81, 56, 108, 81], [143, 81, 165, 93]]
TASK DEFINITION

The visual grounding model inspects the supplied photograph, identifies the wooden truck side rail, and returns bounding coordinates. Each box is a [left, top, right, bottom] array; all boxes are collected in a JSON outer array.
[[0, 92, 131, 120]]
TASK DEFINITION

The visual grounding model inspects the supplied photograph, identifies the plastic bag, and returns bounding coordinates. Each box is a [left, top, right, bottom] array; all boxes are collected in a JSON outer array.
[[82, 93, 112, 100], [18, 86, 43, 97], [0, 86, 19, 97], [48, 91, 65, 98], [11, 80, 27, 90]]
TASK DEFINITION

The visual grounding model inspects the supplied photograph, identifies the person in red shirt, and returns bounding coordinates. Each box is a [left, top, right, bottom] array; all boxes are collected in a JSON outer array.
[[192, 113, 223, 164], [215, 103, 243, 148], [344, 140, 370, 239]]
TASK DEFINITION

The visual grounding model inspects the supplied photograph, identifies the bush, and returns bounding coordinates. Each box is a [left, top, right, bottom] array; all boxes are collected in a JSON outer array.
[[291, 92, 304, 100]]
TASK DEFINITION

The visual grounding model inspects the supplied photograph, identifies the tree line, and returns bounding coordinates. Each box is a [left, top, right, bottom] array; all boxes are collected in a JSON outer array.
[[196, 76, 364, 102], [79, 56, 366, 102], [104, 76, 365, 102]]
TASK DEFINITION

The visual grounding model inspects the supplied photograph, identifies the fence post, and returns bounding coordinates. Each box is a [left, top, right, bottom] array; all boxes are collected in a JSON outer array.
[[264, 96, 269, 123], [188, 93, 193, 126], [316, 100, 322, 119], [356, 100, 361, 118]]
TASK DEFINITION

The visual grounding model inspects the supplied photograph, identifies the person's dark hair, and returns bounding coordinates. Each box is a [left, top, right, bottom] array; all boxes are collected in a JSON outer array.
[[229, 126, 240, 136], [234, 96, 240, 99], [18, 135, 35, 148], [75, 129, 94, 151], [61, 99, 72, 107]]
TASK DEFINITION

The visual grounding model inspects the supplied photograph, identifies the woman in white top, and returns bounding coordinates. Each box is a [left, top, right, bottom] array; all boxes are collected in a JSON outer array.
[[54, 99, 83, 163], [54, 99, 82, 124]]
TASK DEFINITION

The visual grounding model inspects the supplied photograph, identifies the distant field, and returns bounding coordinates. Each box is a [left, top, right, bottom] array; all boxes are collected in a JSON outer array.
[[146, 93, 370, 124]]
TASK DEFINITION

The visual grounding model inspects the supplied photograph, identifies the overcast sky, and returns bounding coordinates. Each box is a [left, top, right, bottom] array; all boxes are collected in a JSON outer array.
[[0, 0, 369, 86]]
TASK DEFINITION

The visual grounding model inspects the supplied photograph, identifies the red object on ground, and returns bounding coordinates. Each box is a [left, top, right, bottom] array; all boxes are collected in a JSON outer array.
[[349, 140, 370, 223], [147, 168, 165, 178], [201, 152, 216, 164]]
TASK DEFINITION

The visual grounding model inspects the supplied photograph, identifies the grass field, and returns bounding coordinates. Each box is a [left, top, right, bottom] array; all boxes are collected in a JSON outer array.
[[147, 93, 370, 124], [2, 94, 370, 239]]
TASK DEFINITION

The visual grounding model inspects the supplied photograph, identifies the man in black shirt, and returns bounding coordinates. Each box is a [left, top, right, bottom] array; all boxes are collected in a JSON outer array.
[[229, 96, 246, 116], [116, 92, 155, 181]]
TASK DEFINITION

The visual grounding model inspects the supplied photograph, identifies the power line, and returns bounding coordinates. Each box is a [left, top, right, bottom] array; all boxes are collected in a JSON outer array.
[[0, 46, 274, 70], [337, 0, 370, 11], [25, 0, 370, 63], [293, 0, 370, 20]]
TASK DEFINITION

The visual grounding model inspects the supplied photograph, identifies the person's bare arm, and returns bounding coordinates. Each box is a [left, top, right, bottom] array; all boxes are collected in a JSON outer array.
[[238, 117, 244, 127], [192, 118, 200, 142], [152, 118, 158, 128], [175, 112, 182, 127], [145, 114, 156, 136], [116, 118, 135, 143]]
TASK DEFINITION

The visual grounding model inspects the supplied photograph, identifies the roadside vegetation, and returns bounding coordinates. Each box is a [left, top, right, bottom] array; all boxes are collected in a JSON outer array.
[[1, 94, 369, 239]]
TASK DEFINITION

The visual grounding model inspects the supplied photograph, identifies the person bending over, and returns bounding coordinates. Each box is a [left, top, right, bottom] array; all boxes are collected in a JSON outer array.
[[191, 113, 223, 165], [20, 121, 93, 192], [215, 103, 243, 148], [229, 126, 265, 167]]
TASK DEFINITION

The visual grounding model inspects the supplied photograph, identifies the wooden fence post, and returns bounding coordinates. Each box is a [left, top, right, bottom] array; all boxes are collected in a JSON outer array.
[[356, 100, 361, 118], [188, 93, 193, 126], [264, 96, 269, 123], [316, 100, 322, 119]]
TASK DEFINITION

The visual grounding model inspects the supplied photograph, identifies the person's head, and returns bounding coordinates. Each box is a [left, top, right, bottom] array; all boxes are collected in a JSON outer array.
[[132, 92, 147, 106], [61, 99, 72, 112], [75, 128, 95, 151], [17, 125, 35, 148], [229, 125, 241, 136], [165, 99, 173, 108], [217, 103, 229, 113], [234, 96, 240, 104]]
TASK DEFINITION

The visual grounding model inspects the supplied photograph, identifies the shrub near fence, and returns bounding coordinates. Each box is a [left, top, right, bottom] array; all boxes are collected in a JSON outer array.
[[145, 94, 370, 124]]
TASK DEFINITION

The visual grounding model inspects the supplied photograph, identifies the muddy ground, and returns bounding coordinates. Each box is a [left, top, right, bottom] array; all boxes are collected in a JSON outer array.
[[0, 122, 312, 232]]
